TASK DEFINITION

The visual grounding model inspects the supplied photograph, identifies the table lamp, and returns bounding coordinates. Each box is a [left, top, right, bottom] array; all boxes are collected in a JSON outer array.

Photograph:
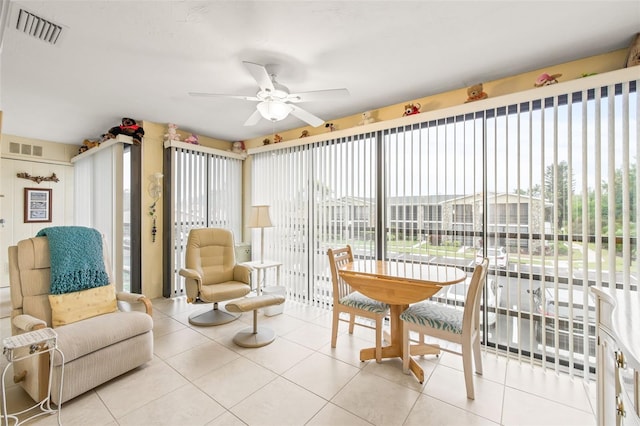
[[248, 205, 273, 264]]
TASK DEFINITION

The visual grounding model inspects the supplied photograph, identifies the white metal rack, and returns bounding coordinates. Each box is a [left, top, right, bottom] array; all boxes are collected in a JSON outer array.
[[1, 328, 64, 426]]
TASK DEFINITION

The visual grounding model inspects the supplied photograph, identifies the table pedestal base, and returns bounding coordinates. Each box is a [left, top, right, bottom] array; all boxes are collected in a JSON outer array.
[[358, 305, 441, 384], [359, 344, 441, 383], [339, 261, 466, 385]]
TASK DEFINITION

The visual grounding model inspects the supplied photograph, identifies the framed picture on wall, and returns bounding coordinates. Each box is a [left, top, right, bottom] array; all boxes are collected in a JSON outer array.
[[24, 188, 52, 223]]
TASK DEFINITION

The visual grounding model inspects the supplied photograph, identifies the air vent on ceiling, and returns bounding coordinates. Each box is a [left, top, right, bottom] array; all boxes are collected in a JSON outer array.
[[16, 8, 62, 45], [9, 142, 20, 154]]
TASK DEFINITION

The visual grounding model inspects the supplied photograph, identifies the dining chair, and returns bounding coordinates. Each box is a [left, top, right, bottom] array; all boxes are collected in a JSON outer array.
[[400, 258, 489, 399], [327, 245, 389, 362]]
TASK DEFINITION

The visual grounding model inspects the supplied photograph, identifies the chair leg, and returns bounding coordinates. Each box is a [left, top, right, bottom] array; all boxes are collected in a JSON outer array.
[[348, 313, 355, 334], [383, 329, 391, 344], [375, 316, 382, 363], [402, 322, 411, 374], [331, 309, 340, 348], [473, 332, 483, 375], [461, 340, 475, 400]]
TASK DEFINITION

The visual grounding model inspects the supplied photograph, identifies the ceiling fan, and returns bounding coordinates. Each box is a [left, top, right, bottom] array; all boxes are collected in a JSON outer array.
[[189, 61, 349, 127]]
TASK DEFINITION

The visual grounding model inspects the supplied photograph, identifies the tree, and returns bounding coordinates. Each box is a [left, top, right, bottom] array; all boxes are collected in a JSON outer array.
[[544, 161, 575, 230], [601, 161, 637, 235], [515, 184, 541, 197], [571, 189, 596, 236], [571, 161, 637, 239]]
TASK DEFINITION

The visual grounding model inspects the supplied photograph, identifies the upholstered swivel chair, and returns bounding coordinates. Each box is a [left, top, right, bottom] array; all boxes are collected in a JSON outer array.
[[327, 245, 389, 362], [400, 258, 489, 399], [179, 228, 252, 326]]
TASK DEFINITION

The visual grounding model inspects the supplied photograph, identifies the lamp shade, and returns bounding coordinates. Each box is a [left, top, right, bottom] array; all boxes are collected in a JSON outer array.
[[248, 205, 273, 228], [256, 100, 292, 122]]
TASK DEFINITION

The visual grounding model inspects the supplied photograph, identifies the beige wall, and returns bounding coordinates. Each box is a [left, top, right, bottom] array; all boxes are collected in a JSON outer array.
[[165, 126, 231, 151], [139, 122, 239, 298], [140, 122, 164, 298], [242, 49, 628, 149], [1, 133, 79, 161], [0, 134, 77, 287]]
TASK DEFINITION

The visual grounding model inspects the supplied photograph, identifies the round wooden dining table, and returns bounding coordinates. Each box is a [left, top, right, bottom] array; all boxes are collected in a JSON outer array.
[[338, 259, 467, 382]]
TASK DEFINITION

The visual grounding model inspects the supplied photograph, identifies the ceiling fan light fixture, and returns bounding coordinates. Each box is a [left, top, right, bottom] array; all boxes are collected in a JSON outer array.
[[257, 100, 292, 122]]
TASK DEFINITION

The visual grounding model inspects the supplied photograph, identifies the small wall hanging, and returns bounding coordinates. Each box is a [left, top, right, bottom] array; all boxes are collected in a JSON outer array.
[[17, 172, 59, 184], [148, 173, 163, 242]]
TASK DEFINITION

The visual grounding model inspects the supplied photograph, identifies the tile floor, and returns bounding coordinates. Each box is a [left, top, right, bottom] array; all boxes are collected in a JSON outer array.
[[1, 294, 597, 426]]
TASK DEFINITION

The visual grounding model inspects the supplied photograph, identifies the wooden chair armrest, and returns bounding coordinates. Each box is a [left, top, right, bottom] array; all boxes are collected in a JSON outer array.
[[138, 296, 153, 316], [116, 292, 153, 316]]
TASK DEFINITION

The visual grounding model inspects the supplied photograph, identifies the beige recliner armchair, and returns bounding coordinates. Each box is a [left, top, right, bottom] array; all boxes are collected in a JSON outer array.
[[8, 233, 153, 404], [179, 228, 252, 326]]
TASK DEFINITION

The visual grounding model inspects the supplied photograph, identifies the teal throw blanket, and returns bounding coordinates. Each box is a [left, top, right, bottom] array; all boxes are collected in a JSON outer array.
[[36, 226, 110, 295]]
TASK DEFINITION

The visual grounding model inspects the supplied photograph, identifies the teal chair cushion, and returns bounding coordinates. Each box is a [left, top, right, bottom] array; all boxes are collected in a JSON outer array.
[[339, 291, 389, 314], [400, 302, 463, 334]]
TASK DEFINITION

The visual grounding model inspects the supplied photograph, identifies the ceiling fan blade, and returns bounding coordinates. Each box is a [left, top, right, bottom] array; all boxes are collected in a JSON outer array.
[[289, 104, 324, 127], [242, 61, 275, 92], [287, 88, 349, 103], [188, 92, 260, 101], [243, 109, 263, 126]]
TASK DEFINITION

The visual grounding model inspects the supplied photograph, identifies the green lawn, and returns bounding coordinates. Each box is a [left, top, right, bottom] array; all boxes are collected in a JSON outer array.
[[338, 238, 637, 273]]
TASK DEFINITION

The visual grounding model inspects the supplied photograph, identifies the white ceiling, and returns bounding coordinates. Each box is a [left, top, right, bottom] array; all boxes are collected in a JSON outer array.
[[1, 1, 639, 144]]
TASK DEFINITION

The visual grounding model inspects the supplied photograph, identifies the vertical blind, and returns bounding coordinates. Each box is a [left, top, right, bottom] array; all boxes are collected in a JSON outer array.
[[250, 68, 638, 376], [252, 134, 378, 305], [481, 82, 638, 377], [167, 144, 243, 297], [72, 140, 126, 291]]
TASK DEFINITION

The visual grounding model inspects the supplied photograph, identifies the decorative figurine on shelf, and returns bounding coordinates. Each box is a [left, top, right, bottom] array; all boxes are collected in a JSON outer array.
[[300, 130, 310, 138], [625, 33, 640, 67], [358, 110, 376, 125], [325, 122, 336, 132], [580, 72, 598, 78], [465, 83, 489, 103], [164, 123, 181, 142], [534, 72, 562, 87], [263, 138, 271, 145], [230, 141, 246, 154], [274, 134, 283, 143], [105, 117, 145, 144], [403, 103, 421, 116], [184, 133, 199, 144], [78, 138, 100, 154]]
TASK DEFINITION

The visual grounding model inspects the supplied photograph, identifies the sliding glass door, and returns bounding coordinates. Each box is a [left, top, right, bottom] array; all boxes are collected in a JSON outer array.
[[164, 143, 243, 298], [251, 71, 638, 376]]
